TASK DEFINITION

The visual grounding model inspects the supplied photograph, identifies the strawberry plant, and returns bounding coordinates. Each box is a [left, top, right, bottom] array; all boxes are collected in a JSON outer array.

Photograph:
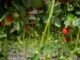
[[0, 0, 80, 60]]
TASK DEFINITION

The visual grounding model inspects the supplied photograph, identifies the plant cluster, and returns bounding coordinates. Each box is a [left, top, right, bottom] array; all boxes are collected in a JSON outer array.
[[0, 0, 80, 60]]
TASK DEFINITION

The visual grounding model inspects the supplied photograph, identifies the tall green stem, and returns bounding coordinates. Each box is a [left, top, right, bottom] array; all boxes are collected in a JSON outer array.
[[75, 27, 80, 48], [39, 0, 55, 48]]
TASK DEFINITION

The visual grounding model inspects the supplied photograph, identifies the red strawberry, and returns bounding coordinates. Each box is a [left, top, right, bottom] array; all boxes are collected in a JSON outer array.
[[6, 16, 14, 24], [1, 21, 5, 27], [66, 37, 71, 43], [63, 27, 70, 35]]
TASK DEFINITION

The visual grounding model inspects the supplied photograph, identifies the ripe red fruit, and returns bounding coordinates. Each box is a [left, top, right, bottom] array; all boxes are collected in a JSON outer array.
[[63, 27, 70, 35], [6, 16, 14, 24], [1, 21, 5, 27], [66, 37, 71, 43]]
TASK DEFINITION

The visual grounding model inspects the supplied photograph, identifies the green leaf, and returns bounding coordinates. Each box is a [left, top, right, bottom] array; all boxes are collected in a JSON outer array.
[[31, 54, 40, 60], [13, 12, 19, 18], [59, 56, 66, 60], [54, 18, 61, 27], [51, 16, 55, 24], [0, 32, 7, 39], [71, 48, 80, 54], [43, 16, 48, 23], [14, 22, 20, 31], [74, 18, 80, 27], [32, 0, 43, 8], [21, 0, 32, 8], [51, 16, 61, 27], [67, 14, 74, 22], [0, 12, 7, 22], [64, 20, 70, 26], [12, 1, 26, 16], [0, 34, 7, 39]]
